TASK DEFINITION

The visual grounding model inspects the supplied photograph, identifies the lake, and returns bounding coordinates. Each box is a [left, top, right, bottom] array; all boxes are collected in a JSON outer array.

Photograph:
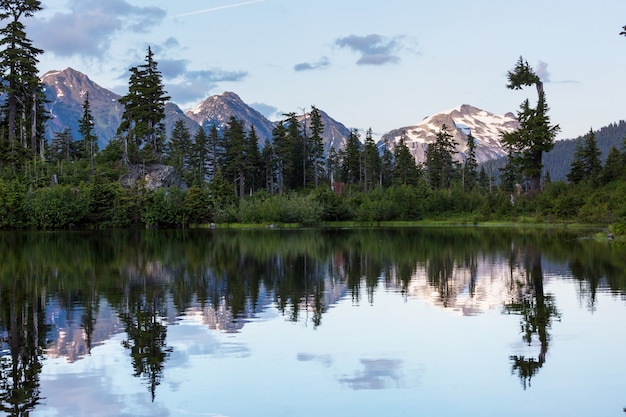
[[0, 227, 625, 417]]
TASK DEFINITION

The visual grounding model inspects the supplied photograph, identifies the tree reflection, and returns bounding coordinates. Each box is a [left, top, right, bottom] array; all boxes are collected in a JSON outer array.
[[504, 246, 560, 389], [0, 280, 47, 416], [120, 281, 171, 401]]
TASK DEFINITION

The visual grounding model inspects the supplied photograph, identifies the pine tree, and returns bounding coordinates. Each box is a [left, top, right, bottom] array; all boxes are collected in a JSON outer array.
[[567, 129, 601, 185], [284, 112, 303, 189], [244, 125, 262, 194], [463, 133, 478, 191], [363, 128, 381, 192], [0, 0, 45, 167], [598, 147, 623, 184], [393, 133, 419, 186], [222, 116, 247, 198], [426, 125, 457, 189], [499, 148, 523, 193], [261, 139, 274, 193], [189, 128, 209, 185], [501, 57, 559, 192], [207, 124, 221, 180], [309, 106, 325, 187], [342, 129, 362, 185], [567, 139, 586, 184], [165, 120, 191, 177], [78, 93, 98, 173], [380, 147, 394, 188], [271, 121, 288, 194], [49, 128, 77, 164], [117, 46, 170, 164]]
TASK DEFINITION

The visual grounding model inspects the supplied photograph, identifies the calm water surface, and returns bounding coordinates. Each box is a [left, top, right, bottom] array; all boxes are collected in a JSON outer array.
[[0, 227, 625, 417]]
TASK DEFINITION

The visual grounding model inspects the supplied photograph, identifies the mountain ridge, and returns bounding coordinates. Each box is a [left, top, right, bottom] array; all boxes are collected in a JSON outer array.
[[39, 68, 625, 174]]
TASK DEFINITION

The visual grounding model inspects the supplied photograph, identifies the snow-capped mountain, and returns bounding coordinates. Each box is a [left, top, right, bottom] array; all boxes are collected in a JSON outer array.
[[42, 67, 124, 146], [379, 104, 519, 163]]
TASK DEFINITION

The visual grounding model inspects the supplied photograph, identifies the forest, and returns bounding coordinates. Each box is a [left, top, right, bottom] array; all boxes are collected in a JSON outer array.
[[0, 2, 625, 235]]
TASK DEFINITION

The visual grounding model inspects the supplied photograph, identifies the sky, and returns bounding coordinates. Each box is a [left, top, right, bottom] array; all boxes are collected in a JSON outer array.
[[27, 0, 626, 140]]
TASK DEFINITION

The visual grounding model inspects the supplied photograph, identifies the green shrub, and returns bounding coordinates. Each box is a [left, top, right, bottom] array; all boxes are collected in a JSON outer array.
[[24, 184, 90, 229]]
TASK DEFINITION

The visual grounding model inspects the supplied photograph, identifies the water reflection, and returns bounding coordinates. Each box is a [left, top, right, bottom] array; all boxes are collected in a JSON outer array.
[[0, 228, 624, 413], [503, 246, 560, 389]]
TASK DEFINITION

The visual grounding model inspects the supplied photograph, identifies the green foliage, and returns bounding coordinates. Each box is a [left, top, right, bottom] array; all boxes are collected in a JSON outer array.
[[237, 192, 323, 225], [23, 184, 90, 229], [141, 187, 186, 228], [0, 178, 26, 228], [314, 187, 353, 221], [183, 185, 212, 225]]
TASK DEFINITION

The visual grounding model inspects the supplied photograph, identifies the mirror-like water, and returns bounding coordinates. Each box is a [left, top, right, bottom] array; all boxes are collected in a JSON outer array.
[[0, 228, 625, 416]]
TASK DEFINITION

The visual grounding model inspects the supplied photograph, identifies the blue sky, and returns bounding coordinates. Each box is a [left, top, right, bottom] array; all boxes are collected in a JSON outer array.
[[30, 0, 626, 140]]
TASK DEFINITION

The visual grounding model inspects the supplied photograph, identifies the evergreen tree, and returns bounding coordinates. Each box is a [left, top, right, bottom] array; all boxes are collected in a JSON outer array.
[[567, 129, 601, 185], [478, 166, 490, 193], [598, 146, 623, 184], [566, 140, 586, 184], [189, 128, 209, 185], [0, 0, 45, 166], [49, 128, 76, 164], [261, 139, 274, 193], [342, 129, 362, 185], [222, 116, 247, 198], [463, 133, 478, 190], [117, 47, 170, 164], [501, 57, 559, 192], [499, 148, 523, 193], [363, 128, 381, 191], [77, 93, 98, 172], [284, 112, 303, 189], [207, 124, 221, 180], [380, 146, 394, 187], [426, 124, 457, 189], [244, 125, 262, 194], [271, 121, 289, 194], [393, 133, 420, 186], [165, 120, 192, 177], [309, 105, 325, 187]]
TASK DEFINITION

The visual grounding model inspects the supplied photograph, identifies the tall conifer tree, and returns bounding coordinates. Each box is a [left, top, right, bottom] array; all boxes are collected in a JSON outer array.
[[309, 106, 325, 187], [78, 93, 98, 172], [0, 0, 45, 166], [501, 57, 559, 192], [117, 47, 170, 164]]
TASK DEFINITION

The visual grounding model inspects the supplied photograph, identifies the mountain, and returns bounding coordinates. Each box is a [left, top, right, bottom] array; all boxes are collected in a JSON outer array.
[[164, 102, 202, 138], [295, 109, 350, 153], [379, 104, 519, 163], [184, 91, 274, 142], [42, 67, 123, 147]]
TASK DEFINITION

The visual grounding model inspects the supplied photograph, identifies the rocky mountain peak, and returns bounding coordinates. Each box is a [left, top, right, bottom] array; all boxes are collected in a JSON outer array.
[[185, 91, 274, 142], [380, 105, 519, 163]]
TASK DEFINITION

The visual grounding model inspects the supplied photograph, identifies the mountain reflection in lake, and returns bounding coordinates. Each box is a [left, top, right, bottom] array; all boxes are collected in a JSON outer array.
[[0, 228, 625, 417]]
